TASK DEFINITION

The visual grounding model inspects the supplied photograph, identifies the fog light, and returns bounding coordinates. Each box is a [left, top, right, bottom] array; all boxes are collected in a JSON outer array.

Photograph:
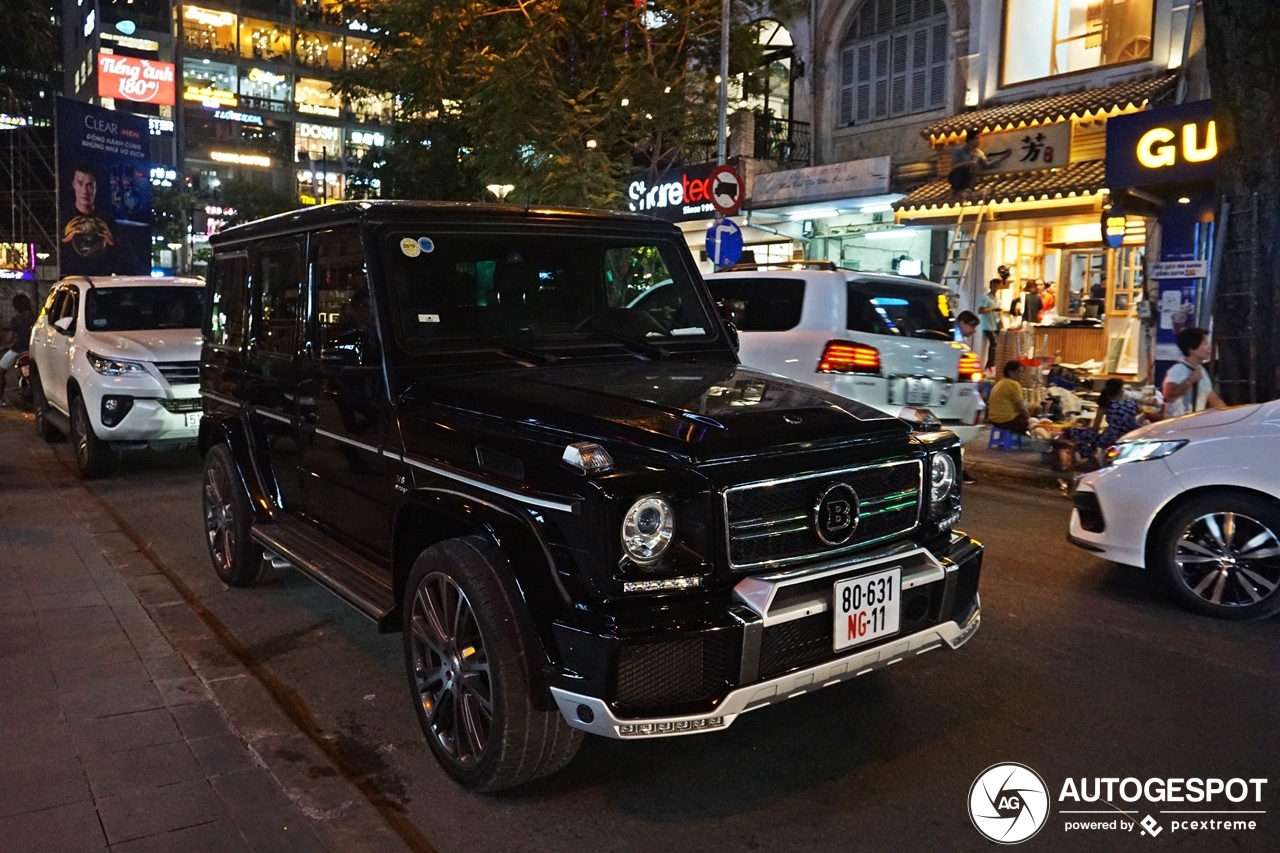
[[100, 395, 134, 428]]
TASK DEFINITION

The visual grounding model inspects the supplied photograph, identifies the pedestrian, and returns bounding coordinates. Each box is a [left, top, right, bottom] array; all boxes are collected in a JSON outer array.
[[0, 293, 36, 407], [1162, 327, 1225, 417], [1022, 280, 1043, 327], [947, 130, 990, 195], [977, 278, 1003, 370], [956, 310, 979, 346], [1061, 378, 1150, 463], [988, 360, 1032, 434]]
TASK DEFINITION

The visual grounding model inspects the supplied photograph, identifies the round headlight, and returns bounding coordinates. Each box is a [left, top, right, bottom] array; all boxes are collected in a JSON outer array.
[[621, 496, 674, 564], [930, 453, 957, 504]]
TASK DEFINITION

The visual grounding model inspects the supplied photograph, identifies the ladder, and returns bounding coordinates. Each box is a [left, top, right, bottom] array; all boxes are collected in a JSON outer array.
[[940, 202, 989, 303]]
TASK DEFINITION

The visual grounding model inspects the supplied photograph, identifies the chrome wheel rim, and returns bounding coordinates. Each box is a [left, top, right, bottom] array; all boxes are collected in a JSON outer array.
[[72, 403, 89, 465], [203, 463, 236, 576], [1175, 511, 1280, 608], [409, 572, 492, 767]]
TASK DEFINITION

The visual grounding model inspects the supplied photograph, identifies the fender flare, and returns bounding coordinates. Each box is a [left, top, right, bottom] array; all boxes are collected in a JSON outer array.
[[393, 488, 572, 666], [198, 411, 275, 524]]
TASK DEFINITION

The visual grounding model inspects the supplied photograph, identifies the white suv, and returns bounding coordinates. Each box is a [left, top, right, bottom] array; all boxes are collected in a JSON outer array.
[[29, 275, 205, 476], [702, 266, 983, 441]]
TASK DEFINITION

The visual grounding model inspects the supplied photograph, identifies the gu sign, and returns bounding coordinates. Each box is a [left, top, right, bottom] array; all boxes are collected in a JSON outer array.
[[97, 55, 176, 106], [1106, 100, 1219, 188]]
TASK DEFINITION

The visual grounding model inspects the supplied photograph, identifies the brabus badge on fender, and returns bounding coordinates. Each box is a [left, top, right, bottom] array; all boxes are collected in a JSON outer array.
[[813, 483, 859, 546]]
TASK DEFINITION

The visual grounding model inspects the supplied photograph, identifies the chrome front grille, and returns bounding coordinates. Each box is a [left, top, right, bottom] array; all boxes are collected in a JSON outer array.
[[158, 397, 202, 414], [724, 459, 922, 570], [156, 361, 199, 384]]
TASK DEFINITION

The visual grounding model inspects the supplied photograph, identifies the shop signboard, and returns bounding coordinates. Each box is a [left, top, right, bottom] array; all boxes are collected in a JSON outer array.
[[976, 123, 1071, 175], [626, 162, 723, 222], [0, 242, 36, 280], [56, 98, 152, 276], [1101, 203, 1126, 248], [751, 156, 889, 209], [1106, 100, 1217, 188], [97, 54, 176, 106]]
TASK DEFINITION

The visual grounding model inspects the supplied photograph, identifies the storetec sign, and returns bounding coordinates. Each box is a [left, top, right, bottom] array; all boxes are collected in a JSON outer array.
[[626, 163, 723, 222], [97, 55, 175, 106]]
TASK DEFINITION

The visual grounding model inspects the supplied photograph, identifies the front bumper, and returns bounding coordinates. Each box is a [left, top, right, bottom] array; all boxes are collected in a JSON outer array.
[[550, 535, 982, 739]]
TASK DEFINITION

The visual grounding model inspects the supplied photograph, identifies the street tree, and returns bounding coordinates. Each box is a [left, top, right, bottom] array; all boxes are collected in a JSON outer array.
[[344, 0, 770, 207], [1202, 0, 1280, 403]]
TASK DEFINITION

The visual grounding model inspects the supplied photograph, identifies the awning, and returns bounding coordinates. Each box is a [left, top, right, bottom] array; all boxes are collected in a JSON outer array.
[[895, 159, 1107, 216], [923, 75, 1176, 146]]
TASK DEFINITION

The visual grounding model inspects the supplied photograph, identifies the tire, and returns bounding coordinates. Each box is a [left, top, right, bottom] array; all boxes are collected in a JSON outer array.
[[202, 444, 265, 587], [402, 536, 582, 792], [70, 393, 121, 477], [30, 370, 61, 442], [1152, 491, 1280, 621]]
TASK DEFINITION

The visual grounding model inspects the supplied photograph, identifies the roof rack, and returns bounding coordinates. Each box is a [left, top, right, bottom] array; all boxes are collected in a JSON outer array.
[[719, 260, 838, 272]]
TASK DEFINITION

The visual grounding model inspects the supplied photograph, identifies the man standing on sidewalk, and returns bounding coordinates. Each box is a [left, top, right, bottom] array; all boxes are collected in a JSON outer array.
[[0, 293, 36, 407], [977, 279, 1003, 371]]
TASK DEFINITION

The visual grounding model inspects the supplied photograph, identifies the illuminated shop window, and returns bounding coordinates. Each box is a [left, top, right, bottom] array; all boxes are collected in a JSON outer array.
[[238, 67, 291, 111], [297, 30, 344, 70], [239, 17, 291, 63], [295, 121, 342, 160], [297, 0, 346, 26], [838, 0, 948, 126], [296, 77, 341, 118], [1003, 0, 1154, 86], [348, 93, 392, 124], [182, 5, 237, 55], [183, 57, 238, 107], [344, 37, 375, 70]]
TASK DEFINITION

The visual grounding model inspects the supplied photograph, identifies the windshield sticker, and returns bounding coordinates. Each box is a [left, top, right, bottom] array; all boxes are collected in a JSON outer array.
[[417, 237, 435, 253], [400, 238, 421, 258], [417, 314, 440, 323]]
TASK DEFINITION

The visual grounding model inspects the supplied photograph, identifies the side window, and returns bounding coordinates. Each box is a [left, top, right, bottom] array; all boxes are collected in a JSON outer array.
[[253, 239, 304, 355], [308, 228, 372, 364], [705, 278, 805, 332], [41, 286, 61, 320], [207, 253, 249, 348], [58, 286, 81, 325]]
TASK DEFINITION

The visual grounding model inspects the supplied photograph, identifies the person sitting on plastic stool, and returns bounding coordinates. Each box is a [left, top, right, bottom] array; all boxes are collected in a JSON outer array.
[[988, 360, 1031, 435]]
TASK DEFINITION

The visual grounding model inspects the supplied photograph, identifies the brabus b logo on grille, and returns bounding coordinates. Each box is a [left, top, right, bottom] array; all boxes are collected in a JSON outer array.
[[813, 483, 859, 546]]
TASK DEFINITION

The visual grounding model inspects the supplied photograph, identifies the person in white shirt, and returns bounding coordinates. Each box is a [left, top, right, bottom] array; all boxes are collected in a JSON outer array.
[[977, 278, 1003, 370], [1162, 327, 1225, 417]]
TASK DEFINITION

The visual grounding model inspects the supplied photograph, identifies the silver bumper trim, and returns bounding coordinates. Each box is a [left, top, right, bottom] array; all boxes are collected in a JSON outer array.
[[551, 598, 981, 740]]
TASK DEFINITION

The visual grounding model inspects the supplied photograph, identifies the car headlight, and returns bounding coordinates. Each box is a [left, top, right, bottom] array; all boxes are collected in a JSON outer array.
[[87, 351, 148, 376], [1104, 440, 1187, 466], [930, 452, 957, 504], [621, 496, 674, 564]]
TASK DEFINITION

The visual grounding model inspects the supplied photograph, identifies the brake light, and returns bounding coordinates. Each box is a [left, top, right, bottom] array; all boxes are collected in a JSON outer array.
[[817, 341, 881, 374], [958, 352, 982, 382]]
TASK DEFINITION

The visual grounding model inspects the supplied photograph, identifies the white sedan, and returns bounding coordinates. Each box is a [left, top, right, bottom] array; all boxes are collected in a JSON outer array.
[[1069, 401, 1280, 620]]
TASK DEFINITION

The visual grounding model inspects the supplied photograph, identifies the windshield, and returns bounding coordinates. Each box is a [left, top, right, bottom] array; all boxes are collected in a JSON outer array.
[[85, 286, 205, 332], [847, 281, 952, 340], [380, 229, 717, 357]]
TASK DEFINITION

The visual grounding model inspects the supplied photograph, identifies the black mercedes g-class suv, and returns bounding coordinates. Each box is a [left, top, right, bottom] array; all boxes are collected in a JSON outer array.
[[198, 201, 982, 792]]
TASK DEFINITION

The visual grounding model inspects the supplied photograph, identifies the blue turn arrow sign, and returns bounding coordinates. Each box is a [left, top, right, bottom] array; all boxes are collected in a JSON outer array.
[[705, 218, 744, 268]]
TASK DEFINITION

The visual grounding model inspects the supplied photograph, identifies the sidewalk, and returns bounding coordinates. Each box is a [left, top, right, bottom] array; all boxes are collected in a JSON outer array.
[[963, 425, 1078, 492], [0, 408, 398, 853]]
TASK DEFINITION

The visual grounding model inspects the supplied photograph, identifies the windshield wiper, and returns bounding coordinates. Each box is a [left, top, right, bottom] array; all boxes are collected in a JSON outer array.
[[475, 335, 558, 366], [590, 328, 670, 360]]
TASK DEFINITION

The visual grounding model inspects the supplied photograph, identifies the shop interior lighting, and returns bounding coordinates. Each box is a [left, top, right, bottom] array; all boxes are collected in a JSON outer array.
[[859, 202, 896, 213], [862, 228, 914, 240], [790, 208, 838, 220], [1178, 196, 1191, 204]]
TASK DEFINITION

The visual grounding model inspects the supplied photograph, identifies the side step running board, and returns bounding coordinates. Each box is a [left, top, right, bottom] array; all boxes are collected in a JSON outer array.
[[45, 408, 72, 437], [251, 516, 400, 632]]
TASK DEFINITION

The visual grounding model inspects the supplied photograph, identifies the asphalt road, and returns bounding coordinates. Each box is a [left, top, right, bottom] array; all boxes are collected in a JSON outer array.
[[56, 444, 1280, 853]]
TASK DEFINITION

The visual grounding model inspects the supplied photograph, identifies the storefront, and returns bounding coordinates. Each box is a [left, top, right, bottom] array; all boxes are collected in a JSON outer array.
[[895, 75, 1177, 376], [238, 67, 291, 113], [295, 77, 341, 119], [182, 58, 237, 108], [182, 6, 237, 56]]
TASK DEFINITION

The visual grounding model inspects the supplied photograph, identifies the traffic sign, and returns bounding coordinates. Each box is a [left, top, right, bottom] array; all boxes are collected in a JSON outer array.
[[708, 164, 743, 216], [705, 218, 744, 268]]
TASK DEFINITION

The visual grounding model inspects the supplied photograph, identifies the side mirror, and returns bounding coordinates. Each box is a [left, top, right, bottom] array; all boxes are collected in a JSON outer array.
[[53, 316, 74, 335], [724, 321, 740, 353]]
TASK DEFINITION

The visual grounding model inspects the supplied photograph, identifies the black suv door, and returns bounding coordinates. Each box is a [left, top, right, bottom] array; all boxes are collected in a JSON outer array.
[[296, 227, 393, 559], [246, 236, 306, 512]]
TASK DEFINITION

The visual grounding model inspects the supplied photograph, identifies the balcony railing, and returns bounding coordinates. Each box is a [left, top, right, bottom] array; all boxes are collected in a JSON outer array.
[[753, 114, 810, 166]]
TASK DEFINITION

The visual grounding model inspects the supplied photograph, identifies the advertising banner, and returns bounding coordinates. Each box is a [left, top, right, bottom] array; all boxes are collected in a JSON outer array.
[[1105, 100, 1217, 188], [97, 54, 176, 106], [56, 98, 152, 276]]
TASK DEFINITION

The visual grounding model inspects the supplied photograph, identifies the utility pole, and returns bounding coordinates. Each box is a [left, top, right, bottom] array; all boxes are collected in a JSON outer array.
[[716, 0, 730, 165]]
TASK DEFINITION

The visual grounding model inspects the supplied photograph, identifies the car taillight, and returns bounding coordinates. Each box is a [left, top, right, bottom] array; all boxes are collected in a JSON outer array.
[[817, 341, 881, 374], [958, 352, 982, 382]]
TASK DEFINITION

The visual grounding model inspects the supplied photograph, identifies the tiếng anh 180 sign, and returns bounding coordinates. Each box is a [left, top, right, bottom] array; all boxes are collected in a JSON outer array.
[[97, 55, 175, 106]]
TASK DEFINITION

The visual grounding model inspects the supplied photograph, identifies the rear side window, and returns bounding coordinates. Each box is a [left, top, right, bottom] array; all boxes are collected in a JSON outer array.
[[705, 277, 805, 331], [253, 239, 304, 355], [847, 283, 952, 340], [207, 254, 249, 348]]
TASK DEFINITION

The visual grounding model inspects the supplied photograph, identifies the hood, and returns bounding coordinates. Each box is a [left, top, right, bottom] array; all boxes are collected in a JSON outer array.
[[1124, 401, 1270, 441], [80, 329, 203, 363], [400, 361, 909, 461]]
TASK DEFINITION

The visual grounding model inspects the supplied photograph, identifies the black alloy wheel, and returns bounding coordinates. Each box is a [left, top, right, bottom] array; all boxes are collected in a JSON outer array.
[[202, 444, 264, 587], [402, 537, 582, 791], [1155, 491, 1280, 620], [30, 370, 60, 442], [70, 394, 120, 477]]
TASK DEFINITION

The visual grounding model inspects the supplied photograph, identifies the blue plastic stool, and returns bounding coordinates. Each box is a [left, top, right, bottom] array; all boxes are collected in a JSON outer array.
[[988, 426, 1025, 451]]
